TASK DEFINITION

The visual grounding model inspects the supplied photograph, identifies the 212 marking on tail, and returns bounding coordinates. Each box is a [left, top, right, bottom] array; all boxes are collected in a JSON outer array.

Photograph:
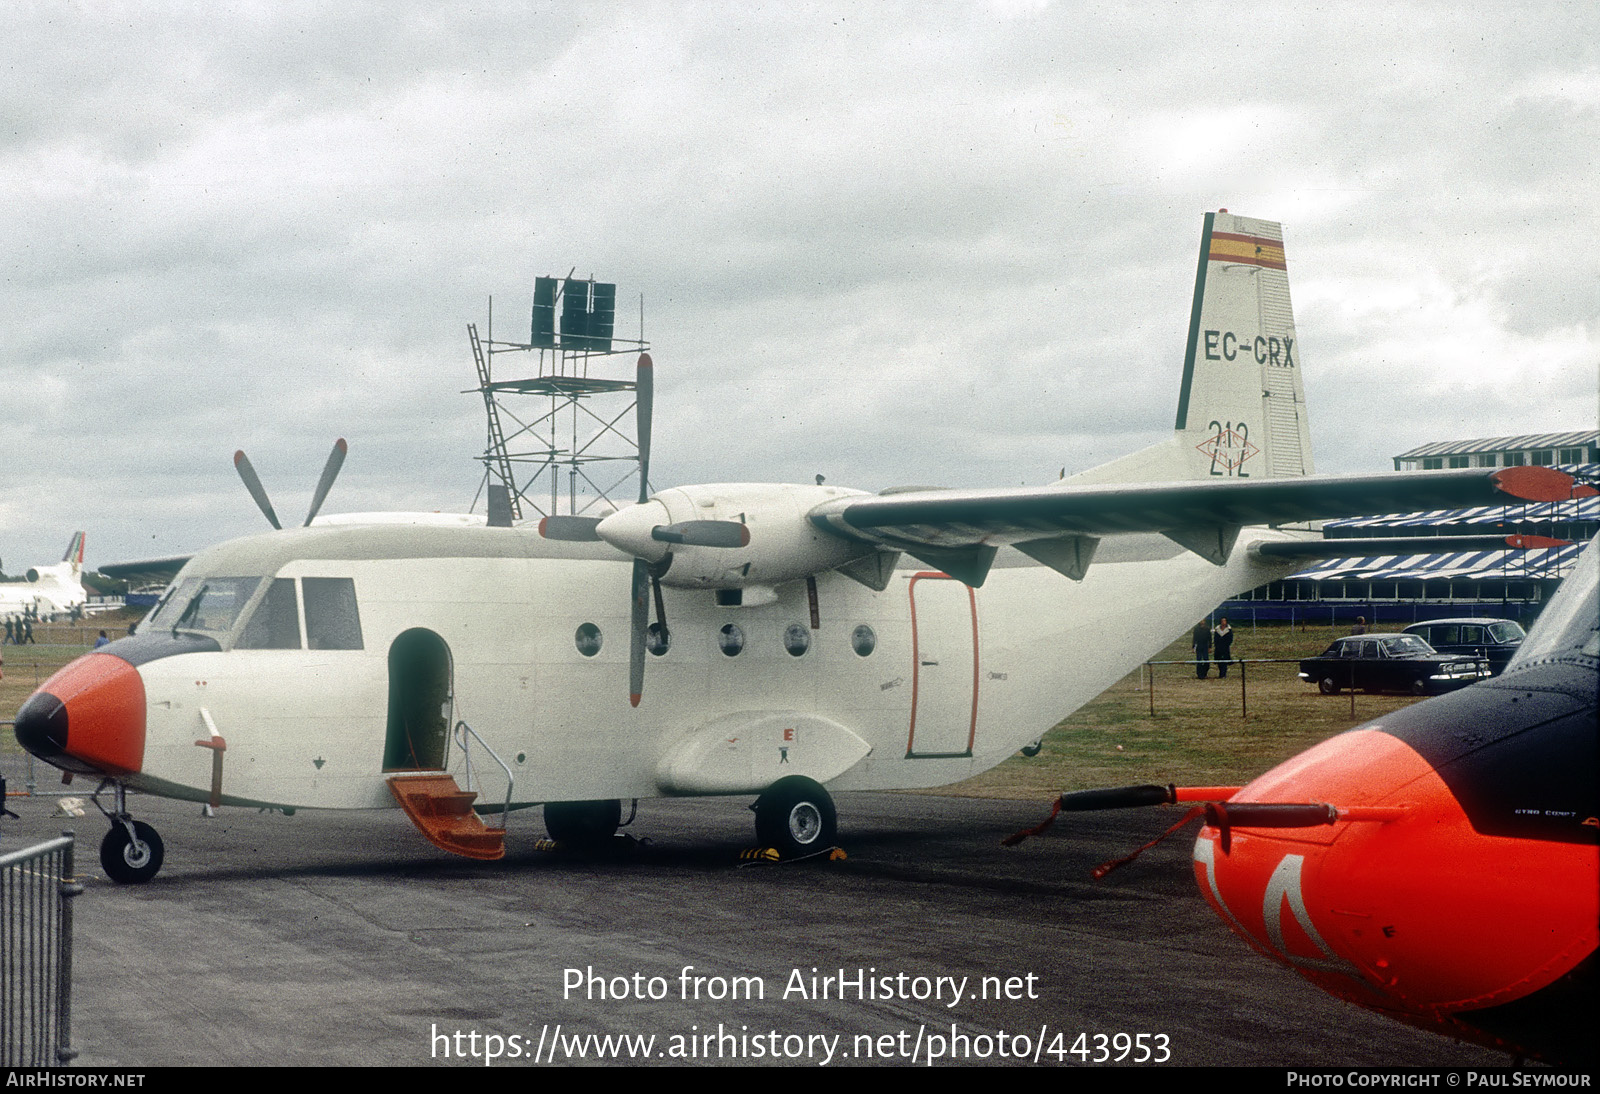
[[1199, 421, 1258, 476]]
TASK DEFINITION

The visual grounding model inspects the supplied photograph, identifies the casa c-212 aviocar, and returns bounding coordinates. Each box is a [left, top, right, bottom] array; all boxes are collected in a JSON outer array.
[[14, 211, 1582, 883]]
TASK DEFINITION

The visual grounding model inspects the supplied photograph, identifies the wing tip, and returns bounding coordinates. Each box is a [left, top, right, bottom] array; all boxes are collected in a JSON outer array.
[[1492, 465, 1579, 502]]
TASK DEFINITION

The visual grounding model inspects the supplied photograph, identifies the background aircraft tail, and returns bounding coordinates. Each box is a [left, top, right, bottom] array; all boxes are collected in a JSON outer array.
[[1067, 211, 1314, 486], [62, 531, 85, 574]]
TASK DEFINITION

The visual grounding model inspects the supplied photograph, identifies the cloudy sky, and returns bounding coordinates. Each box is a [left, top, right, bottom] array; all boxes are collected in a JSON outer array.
[[2, 1, 1596, 571]]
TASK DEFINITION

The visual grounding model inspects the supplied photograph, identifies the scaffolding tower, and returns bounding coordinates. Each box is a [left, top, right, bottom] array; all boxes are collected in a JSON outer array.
[[468, 275, 647, 523]]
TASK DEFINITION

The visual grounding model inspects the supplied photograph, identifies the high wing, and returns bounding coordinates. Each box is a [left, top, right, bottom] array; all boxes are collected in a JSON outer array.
[[97, 555, 193, 583], [806, 466, 1582, 585]]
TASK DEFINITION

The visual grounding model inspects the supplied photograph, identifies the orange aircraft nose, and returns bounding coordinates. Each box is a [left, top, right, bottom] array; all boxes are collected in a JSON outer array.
[[13, 652, 146, 776], [1193, 719, 1598, 1062]]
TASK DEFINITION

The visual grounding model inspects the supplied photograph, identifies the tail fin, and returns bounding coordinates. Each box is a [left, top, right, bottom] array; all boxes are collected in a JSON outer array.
[[1175, 211, 1313, 479], [62, 532, 85, 573], [1068, 211, 1314, 486]]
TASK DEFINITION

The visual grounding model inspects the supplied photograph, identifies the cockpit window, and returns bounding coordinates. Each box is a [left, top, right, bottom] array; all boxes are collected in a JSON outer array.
[[237, 578, 301, 650], [303, 577, 363, 650], [148, 577, 262, 638]]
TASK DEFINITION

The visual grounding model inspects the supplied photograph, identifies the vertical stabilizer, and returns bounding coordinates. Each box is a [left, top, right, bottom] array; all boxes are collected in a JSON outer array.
[[63, 532, 85, 574], [1175, 211, 1313, 480], [1066, 211, 1314, 487]]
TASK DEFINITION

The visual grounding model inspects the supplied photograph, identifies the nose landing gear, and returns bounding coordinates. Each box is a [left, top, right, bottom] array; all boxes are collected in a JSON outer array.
[[93, 781, 165, 884]]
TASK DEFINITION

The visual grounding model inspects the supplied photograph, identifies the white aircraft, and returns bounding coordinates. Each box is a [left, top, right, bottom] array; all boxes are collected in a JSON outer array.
[[13, 212, 1579, 883], [0, 532, 89, 621]]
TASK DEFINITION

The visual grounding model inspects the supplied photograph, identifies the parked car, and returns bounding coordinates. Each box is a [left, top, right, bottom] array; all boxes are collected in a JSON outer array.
[[1401, 617, 1526, 675], [1298, 634, 1490, 695]]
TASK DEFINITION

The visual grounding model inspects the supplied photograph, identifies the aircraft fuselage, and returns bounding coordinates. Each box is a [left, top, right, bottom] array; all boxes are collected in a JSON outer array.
[[19, 519, 1298, 813]]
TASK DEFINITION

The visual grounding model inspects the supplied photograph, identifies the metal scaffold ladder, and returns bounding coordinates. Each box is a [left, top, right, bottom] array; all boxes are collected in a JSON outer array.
[[469, 322, 521, 521]]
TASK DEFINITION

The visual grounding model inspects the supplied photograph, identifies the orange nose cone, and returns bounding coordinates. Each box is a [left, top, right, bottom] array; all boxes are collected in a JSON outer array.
[[14, 653, 146, 776]]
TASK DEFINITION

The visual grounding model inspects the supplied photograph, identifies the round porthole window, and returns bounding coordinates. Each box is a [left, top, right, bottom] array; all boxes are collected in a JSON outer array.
[[783, 623, 811, 657], [718, 623, 745, 657], [647, 622, 671, 656], [851, 624, 876, 657], [574, 622, 603, 657]]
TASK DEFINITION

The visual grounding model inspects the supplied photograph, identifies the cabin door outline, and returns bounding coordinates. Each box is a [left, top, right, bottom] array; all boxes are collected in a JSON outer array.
[[905, 572, 979, 758], [384, 627, 454, 772]]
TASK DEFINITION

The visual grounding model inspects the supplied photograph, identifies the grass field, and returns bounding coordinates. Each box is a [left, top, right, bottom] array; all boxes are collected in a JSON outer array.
[[3, 616, 1426, 797]]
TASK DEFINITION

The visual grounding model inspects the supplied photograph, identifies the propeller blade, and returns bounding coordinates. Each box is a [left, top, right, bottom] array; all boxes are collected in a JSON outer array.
[[539, 515, 604, 541], [651, 568, 669, 637], [636, 353, 652, 505], [629, 557, 649, 707], [303, 438, 348, 527], [650, 520, 750, 548], [233, 451, 282, 530]]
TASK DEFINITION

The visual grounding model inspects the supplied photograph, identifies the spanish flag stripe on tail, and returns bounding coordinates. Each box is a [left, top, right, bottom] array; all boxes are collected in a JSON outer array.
[[1208, 232, 1286, 270]]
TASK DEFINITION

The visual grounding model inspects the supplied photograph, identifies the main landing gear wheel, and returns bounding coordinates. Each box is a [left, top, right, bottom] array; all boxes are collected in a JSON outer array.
[[1319, 677, 1341, 695], [544, 799, 622, 846], [752, 776, 837, 858], [100, 821, 164, 884], [1411, 678, 1429, 696]]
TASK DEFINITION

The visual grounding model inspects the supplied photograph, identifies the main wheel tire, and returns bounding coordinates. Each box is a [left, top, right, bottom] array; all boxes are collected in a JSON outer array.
[[1411, 677, 1429, 695], [544, 799, 622, 845], [753, 776, 837, 858], [100, 821, 164, 884], [1319, 677, 1340, 695]]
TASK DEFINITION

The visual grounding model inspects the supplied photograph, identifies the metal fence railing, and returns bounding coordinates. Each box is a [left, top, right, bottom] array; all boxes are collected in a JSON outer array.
[[1, 830, 80, 1065]]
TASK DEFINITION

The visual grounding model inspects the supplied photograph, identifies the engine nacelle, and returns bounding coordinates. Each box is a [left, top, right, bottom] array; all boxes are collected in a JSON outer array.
[[595, 483, 875, 589]]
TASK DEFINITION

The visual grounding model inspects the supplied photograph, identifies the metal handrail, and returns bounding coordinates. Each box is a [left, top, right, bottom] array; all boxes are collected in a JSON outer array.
[[452, 720, 514, 830]]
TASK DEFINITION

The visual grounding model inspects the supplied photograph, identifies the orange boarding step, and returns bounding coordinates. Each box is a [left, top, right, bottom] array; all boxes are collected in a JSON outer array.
[[387, 774, 506, 861]]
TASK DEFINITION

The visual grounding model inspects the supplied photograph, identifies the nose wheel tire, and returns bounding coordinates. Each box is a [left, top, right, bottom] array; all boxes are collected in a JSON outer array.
[[753, 776, 836, 858], [100, 821, 164, 884]]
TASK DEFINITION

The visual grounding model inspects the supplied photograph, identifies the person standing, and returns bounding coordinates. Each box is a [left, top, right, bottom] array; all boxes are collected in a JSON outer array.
[[1191, 619, 1212, 679], [1213, 616, 1235, 678]]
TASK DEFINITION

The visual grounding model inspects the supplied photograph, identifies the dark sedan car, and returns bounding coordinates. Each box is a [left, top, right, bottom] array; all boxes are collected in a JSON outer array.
[[1401, 617, 1526, 675], [1298, 634, 1490, 695]]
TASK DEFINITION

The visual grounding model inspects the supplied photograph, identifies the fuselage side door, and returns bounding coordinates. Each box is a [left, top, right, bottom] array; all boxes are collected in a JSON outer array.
[[906, 572, 978, 758], [385, 627, 454, 772]]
